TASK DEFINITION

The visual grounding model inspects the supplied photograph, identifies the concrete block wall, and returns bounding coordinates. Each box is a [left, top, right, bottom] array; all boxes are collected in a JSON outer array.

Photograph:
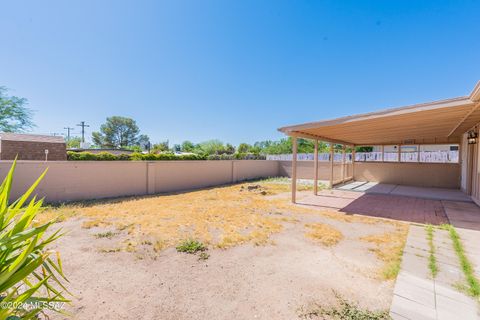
[[0, 160, 280, 202]]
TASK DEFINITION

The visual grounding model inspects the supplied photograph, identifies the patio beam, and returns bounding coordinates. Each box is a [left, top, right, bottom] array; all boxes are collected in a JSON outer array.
[[288, 131, 353, 146], [314, 139, 319, 195], [291, 137, 298, 203]]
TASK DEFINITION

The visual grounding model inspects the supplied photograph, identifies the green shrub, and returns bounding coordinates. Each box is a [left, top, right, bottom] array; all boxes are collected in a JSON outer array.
[[117, 154, 131, 161], [176, 239, 207, 254], [207, 153, 266, 160], [94, 152, 117, 161], [67, 151, 96, 160], [0, 160, 69, 318]]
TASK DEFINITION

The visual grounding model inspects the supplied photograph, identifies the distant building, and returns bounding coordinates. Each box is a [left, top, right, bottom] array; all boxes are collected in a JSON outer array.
[[0, 133, 67, 161]]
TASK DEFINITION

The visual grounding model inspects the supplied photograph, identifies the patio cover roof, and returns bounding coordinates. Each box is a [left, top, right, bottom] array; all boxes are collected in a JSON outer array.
[[278, 81, 480, 146]]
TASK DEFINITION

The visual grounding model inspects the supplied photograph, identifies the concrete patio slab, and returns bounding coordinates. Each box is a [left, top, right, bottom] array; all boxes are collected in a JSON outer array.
[[337, 181, 472, 202], [391, 185, 472, 202]]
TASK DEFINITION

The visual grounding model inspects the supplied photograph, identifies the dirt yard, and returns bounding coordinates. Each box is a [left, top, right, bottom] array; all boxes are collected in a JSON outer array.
[[41, 180, 408, 319]]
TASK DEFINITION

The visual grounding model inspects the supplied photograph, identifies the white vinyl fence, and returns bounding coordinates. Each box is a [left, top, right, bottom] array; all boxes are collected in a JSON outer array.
[[267, 150, 459, 163], [267, 153, 352, 162]]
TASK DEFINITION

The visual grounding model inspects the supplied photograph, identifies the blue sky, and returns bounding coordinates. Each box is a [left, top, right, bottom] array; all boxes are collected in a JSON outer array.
[[1, 0, 479, 146]]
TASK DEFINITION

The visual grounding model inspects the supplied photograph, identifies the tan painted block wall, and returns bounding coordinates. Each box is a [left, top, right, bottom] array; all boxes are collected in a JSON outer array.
[[278, 161, 353, 182], [0, 160, 280, 202], [353, 162, 461, 188], [3, 161, 148, 202], [151, 161, 234, 193], [233, 160, 280, 182]]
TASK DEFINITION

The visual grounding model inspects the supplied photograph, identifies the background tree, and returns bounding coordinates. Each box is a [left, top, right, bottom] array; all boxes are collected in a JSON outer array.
[[92, 116, 141, 148], [152, 140, 169, 153], [253, 137, 329, 154], [196, 139, 226, 155], [136, 134, 151, 150], [0, 86, 35, 132], [181, 140, 196, 152], [224, 143, 235, 154], [237, 143, 251, 153], [355, 146, 373, 152]]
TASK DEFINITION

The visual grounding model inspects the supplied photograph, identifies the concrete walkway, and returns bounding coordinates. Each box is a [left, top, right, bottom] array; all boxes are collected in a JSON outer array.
[[390, 224, 480, 319]]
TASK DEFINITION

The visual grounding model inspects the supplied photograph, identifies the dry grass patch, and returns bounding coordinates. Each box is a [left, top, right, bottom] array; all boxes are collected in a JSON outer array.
[[305, 223, 344, 246], [40, 182, 291, 251], [39, 179, 397, 254], [360, 224, 409, 280]]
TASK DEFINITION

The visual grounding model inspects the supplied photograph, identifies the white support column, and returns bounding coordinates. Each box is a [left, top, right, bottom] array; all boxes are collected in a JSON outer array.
[[329, 143, 334, 188], [314, 139, 319, 195], [291, 137, 298, 203], [352, 147, 356, 180]]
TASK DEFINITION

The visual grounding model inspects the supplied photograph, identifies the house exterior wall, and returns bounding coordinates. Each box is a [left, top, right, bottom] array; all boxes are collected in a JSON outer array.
[[460, 133, 468, 193], [463, 126, 480, 205], [278, 161, 353, 183], [279, 160, 458, 188], [0, 140, 67, 161], [352, 162, 460, 188]]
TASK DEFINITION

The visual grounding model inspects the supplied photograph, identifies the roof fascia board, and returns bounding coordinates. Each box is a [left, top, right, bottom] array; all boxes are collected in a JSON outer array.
[[470, 81, 480, 102], [278, 96, 472, 133]]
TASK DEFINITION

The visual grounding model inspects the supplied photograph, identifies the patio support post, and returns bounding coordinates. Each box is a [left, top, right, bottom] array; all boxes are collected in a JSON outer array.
[[352, 147, 356, 180], [291, 137, 298, 203], [314, 139, 319, 195], [329, 143, 334, 188], [342, 145, 346, 183], [398, 144, 401, 162], [381, 145, 384, 162], [417, 144, 420, 162]]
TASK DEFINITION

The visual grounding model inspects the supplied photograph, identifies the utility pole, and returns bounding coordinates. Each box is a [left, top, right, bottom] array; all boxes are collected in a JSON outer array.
[[76, 121, 90, 143], [64, 127, 74, 141]]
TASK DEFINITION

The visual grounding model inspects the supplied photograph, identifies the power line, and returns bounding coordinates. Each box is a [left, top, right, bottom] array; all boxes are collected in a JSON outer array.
[[76, 121, 90, 143], [64, 127, 74, 141]]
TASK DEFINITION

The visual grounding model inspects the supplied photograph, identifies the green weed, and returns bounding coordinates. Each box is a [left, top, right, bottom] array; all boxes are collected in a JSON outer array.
[[94, 231, 118, 239], [425, 225, 438, 278], [176, 239, 207, 254], [445, 224, 480, 297]]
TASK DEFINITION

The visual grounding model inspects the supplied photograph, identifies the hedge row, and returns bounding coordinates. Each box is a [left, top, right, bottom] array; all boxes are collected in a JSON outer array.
[[206, 153, 266, 160], [67, 151, 265, 161], [67, 152, 206, 161]]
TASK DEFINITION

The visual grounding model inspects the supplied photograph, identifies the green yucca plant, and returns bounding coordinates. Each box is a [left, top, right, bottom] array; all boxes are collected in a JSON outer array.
[[0, 160, 69, 319]]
